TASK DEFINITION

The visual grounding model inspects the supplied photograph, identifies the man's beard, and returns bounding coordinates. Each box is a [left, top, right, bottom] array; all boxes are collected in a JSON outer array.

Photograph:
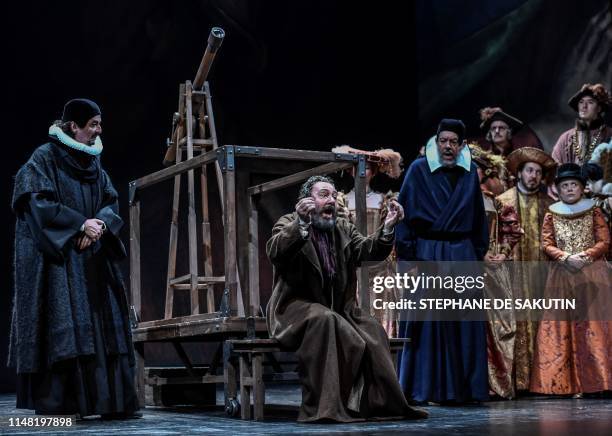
[[518, 178, 540, 193], [311, 205, 336, 232]]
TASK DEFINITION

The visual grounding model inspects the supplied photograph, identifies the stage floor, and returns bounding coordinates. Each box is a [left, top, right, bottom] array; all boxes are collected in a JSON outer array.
[[1, 384, 611, 435]]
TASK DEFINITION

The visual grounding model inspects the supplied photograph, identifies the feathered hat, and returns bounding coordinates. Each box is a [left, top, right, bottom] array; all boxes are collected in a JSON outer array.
[[479, 107, 524, 132], [331, 145, 403, 179], [568, 83, 611, 112]]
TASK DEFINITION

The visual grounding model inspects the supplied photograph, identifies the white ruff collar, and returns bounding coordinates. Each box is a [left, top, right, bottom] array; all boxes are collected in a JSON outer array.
[[425, 135, 471, 172], [549, 197, 595, 217], [48, 124, 103, 156]]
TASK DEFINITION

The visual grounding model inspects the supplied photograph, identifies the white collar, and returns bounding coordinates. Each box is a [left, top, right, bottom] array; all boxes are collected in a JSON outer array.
[[517, 181, 540, 196], [48, 124, 103, 156], [425, 135, 471, 172], [549, 197, 595, 217]]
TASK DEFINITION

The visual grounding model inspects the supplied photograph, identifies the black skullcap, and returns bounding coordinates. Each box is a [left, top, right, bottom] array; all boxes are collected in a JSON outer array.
[[555, 163, 586, 186], [437, 118, 466, 143], [62, 98, 101, 127]]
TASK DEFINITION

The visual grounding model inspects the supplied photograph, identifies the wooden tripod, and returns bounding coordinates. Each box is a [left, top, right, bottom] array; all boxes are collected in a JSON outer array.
[[162, 27, 242, 319], [163, 79, 224, 319]]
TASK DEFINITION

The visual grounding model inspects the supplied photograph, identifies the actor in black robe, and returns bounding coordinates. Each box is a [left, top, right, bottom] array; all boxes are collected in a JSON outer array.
[[9, 99, 139, 418]]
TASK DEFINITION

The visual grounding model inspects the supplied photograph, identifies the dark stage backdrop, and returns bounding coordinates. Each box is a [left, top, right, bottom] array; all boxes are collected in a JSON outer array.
[[1, 0, 610, 393], [0, 0, 418, 393]]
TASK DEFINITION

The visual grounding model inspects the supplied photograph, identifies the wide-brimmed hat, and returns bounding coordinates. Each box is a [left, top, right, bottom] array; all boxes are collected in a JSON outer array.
[[469, 143, 506, 178], [568, 83, 611, 112], [479, 107, 524, 132], [331, 145, 403, 179], [555, 163, 586, 186], [506, 147, 556, 175]]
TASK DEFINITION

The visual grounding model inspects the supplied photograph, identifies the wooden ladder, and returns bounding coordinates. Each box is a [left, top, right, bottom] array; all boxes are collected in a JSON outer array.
[[163, 79, 237, 319]]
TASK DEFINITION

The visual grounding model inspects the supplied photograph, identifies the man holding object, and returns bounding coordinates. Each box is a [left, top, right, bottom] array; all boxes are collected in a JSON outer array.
[[266, 176, 427, 422]]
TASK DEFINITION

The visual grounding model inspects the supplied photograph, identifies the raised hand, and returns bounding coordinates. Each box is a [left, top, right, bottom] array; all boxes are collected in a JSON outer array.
[[296, 197, 316, 222], [383, 200, 405, 228]]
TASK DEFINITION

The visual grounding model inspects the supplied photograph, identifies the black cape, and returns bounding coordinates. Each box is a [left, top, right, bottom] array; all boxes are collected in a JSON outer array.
[[9, 140, 137, 416]]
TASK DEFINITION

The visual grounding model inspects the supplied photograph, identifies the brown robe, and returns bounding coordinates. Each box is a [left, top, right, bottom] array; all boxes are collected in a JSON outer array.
[[266, 213, 427, 422], [530, 206, 612, 394]]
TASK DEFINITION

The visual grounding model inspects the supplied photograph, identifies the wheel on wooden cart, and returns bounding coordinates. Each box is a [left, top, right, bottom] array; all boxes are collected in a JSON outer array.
[[225, 398, 240, 417]]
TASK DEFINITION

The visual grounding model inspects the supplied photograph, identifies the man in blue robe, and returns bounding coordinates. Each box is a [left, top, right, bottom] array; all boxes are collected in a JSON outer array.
[[396, 119, 489, 404]]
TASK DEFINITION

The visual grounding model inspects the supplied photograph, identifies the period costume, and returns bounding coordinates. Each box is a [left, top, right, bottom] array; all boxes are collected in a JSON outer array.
[[471, 145, 523, 399], [588, 142, 612, 260], [266, 213, 426, 422], [332, 146, 403, 337], [552, 83, 612, 165], [396, 120, 490, 403], [9, 99, 139, 417], [478, 107, 540, 158], [530, 165, 612, 394], [497, 147, 556, 390]]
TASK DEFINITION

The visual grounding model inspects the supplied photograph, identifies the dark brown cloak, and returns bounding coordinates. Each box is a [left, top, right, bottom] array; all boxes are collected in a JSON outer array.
[[266, 213, 427, 422]]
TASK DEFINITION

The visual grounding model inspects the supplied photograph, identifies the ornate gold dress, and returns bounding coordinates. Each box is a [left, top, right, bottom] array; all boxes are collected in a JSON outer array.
[[530, 199, 612, 394], [497, 186, 553, 391]]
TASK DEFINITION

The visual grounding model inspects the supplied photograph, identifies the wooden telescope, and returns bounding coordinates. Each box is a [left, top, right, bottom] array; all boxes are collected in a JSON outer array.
[[157, 26, 232, 321], [163, 27, 225, 166]]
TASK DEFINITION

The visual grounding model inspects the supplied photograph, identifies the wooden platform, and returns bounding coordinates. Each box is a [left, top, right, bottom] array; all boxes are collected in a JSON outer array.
[[129, 146, 372, 415]]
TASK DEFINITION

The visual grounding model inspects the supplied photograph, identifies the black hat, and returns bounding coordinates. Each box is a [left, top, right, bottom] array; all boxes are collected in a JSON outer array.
[[568, 83, 611, 112], [437, 119, 466, 143], [62, 98, 101, 127], [555, 163, 586, 186], [479, 107, 524, 132], [581, 162, 604, 181]]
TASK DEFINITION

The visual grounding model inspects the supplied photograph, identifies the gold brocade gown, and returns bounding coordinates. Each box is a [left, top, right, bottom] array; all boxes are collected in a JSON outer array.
[[530, 201, 612, 394], [497, 186, 553, 392], [483, 193, 521, 399]]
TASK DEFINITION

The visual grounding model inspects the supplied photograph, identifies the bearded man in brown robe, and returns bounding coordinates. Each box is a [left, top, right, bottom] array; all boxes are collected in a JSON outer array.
[[266, 175, 427, 422]]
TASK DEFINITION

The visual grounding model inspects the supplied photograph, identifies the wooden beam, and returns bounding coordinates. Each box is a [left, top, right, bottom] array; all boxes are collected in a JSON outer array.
[[248, 195, 260, 317], [233, 146, 356, 163], [129, 199, 141, 318], [178, 137, 214, 146], [172, 283, 222, 290], [129, 198, 144, 406], [169, 275, 225, 285], [164, 133, 183, 319], [146, 375, 224, 386], [247, 161, 353, 196], [354, 155, 369, 310], [185, 82, 200, 316], [223, 147, 238, 317], [131, 147, 219, 190]]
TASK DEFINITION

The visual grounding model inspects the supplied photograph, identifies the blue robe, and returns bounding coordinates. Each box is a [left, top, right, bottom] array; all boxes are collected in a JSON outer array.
[[396, 157, 489, 403]]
